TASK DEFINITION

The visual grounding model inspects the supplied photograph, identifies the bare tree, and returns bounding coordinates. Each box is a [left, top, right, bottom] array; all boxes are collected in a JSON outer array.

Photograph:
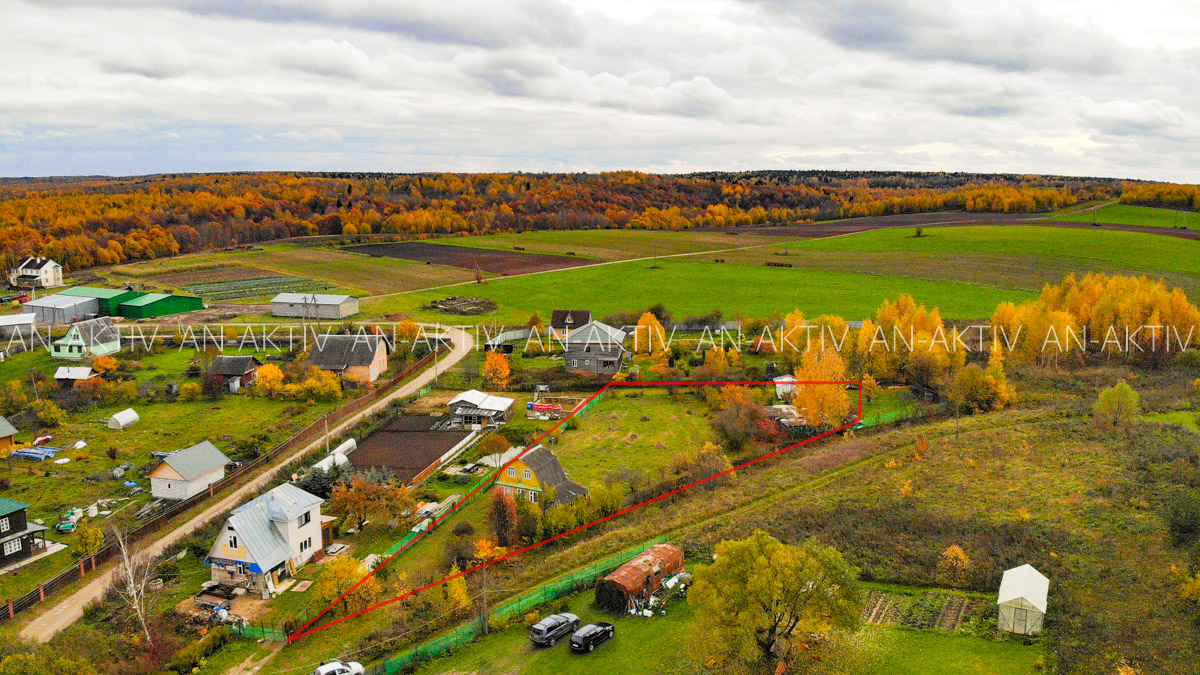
[[110, 526, 158, 645]]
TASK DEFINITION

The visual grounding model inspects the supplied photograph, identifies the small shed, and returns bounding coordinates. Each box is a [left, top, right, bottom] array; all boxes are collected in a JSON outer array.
[[117, 293, 203, 319], [107, 408, 140, 430], [0, 416, 17, 450], [595, 543, 685, 613], [54, 366, 96, 386], [271, 293, 359, 319], [0, 314, 35, 339], [997, 564, 1048, 635], [774, 374, 797, 400], [148, 440, 231, 500], [208, 355, 262, 392]]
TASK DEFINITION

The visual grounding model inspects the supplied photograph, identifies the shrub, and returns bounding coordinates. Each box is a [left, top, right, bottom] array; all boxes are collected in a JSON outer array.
[[165, 625, 232, 673], [1167, 491, 1200, 547]]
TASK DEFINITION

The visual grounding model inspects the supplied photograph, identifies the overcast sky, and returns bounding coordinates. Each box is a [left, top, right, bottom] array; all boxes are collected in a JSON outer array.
[[1, 0, 1197, 181]]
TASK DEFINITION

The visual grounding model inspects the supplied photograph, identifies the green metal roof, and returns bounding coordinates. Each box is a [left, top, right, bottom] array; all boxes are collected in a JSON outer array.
[[120, 293, 172, 307], [0, 497, 28, 518], [0, 416, 16, 438], [60, 286, 132, 299]]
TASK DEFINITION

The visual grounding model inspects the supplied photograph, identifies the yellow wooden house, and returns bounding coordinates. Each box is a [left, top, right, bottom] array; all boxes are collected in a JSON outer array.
[[495, 444, 587, 506]]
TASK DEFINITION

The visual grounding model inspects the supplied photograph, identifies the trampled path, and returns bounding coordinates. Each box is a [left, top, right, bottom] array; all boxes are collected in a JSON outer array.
[[17, 327, 475, 644]]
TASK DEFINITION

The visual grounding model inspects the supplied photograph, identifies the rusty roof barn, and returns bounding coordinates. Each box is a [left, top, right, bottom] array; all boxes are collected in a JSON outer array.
[[594, 543, 685, 613]]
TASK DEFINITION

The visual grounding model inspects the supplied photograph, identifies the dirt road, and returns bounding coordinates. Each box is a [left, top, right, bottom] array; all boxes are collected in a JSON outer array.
[[18, 327, 475, 644]]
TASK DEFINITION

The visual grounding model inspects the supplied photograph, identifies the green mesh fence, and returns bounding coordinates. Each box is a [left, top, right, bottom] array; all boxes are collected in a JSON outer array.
[[575, 393, 604, 417], [383, 474, 497, 557], [233, 623, 288, 642], [379, 535, 669, 673], [858, 408, 914, 428]]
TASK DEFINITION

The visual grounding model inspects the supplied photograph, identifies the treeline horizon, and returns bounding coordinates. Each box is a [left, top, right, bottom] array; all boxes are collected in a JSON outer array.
[[0, 169, 1184, 273]]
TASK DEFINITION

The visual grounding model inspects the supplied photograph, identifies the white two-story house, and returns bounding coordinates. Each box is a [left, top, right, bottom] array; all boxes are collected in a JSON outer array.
[[206, 483, 334, 594], [8, 257, 63, 289]]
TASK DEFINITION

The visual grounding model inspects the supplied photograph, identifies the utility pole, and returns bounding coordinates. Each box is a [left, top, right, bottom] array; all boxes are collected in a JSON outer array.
[[480, 565, 489, 635]]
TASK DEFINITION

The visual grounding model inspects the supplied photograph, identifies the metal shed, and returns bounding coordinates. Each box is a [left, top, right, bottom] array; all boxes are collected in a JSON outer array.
[[997, 564, 1048, 635], [23, 294, 99, 324], [107, 408, 140, 430], [117, 293, 203, 319], [271, 293, 359, 319], [594, 543, 685, 613], [59, 287, 142, 315]]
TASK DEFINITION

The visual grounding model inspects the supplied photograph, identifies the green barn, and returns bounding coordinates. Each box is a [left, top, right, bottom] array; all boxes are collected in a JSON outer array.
[[117, 293, 203, 319], [59, 286, 143, 315]]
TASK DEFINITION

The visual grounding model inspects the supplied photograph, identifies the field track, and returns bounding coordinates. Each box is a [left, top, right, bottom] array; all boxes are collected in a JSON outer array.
[[343, 241, 590, 274], [709, 210, 1200, 240]]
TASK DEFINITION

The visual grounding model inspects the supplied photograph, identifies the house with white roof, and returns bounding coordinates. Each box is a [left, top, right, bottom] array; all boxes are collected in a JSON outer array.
[[271, 293, 359, 319], [997, 564, 1049, 636], [448, 389, 515, 428], [147, 440, 231, 500], [206, 483, 334, 593]]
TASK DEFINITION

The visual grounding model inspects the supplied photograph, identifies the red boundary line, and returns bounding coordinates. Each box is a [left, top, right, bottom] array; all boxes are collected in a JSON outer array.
[[288, 379, 862, 642]]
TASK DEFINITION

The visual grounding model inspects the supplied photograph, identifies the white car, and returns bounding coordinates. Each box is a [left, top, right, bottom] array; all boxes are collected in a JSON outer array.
[[312, 661, 365, 675]]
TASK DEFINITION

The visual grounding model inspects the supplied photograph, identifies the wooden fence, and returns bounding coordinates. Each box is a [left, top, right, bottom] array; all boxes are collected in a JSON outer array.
[[0, 344, 449, 626]]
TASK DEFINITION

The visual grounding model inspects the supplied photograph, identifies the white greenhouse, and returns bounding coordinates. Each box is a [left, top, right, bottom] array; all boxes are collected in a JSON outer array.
[[107, 408, 140, 430], [997, 564, 1048, 636]]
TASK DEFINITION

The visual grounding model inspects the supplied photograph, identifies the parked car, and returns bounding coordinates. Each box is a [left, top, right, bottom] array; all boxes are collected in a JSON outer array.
[[529, 613, 580, 647], [570, 622, 616, 653], [0, 295, 16, 303], [311, 661, 364, 675]]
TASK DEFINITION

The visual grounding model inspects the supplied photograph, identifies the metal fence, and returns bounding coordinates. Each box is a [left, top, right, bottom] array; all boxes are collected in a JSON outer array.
[[0, 345, 448, 626], [374, 535, 669, 674]]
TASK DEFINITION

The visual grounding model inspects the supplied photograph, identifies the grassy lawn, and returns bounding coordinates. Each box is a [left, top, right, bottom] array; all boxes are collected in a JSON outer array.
[[418, 590, 699, 675], [553, 388, 715, 489], [838, 627, 1041, 675], [433, 229, 776, 262], [362, 259, 1033, 324], [1048, 203, 1200, 229], [788, 225, 1200, 276], [415, 590, 1039, 675], [1142, 410, 1200, 431]]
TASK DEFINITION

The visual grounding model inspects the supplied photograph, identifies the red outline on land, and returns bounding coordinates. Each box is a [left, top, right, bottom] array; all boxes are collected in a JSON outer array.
[[288, 379, 862, 642]]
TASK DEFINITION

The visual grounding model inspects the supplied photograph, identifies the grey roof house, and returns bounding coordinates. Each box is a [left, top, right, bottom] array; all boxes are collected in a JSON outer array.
[[271, 293, 359, 319], [148, 440, 231, 500], [208, 355, 262, 392], [562, 320, 628, 376], [495, 444, 588, 506], [308, 334, 389, 382], [206, 483, 334, 593]]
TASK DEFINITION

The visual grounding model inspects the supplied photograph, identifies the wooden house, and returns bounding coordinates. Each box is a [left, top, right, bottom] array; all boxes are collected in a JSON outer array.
[[495, 444, 587, 506]]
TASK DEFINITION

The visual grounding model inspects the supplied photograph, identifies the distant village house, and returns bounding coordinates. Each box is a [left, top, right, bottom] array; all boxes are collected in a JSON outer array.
[[449, 389, 515, 428], [562, 320, 627, 375], [550, 309, 591, 340], [7, 257, 63, 290], [307, 334, 388, 383], [208, 355, 262, 393]]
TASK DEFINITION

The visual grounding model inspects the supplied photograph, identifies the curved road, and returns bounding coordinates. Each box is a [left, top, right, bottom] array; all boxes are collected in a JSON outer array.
[[19, 326, 475, 643]]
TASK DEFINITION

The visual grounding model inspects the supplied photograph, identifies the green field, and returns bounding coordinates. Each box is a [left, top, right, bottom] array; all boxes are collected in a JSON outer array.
[[1048, 203, 1200, 229], [787, 225, 1200, 276], [435, 229, 775, 262], [363, 259, 1033, 324]]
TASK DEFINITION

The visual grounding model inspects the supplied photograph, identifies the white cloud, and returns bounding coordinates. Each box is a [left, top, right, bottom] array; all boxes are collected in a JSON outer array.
[[0, 0, 1198, 181]]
